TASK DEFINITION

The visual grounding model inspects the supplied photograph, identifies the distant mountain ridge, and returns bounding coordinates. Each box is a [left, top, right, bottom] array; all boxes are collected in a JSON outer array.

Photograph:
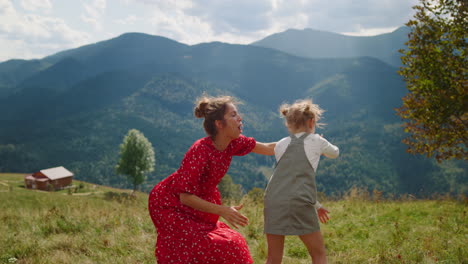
[[0, 30, 465, 196], [251, 27, 410, 67]]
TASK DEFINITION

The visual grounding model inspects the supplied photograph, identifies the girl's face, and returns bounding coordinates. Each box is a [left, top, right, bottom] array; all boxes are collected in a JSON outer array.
[[218, 103, 243, 139]]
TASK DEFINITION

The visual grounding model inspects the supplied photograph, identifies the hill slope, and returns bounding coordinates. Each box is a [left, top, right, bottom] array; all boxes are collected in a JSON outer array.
[[1, 174, 466, 264]]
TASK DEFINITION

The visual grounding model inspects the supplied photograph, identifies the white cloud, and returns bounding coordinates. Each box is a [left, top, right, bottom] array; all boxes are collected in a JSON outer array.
[[189, 0, 418, 39], [129, 0, 193, 9], [81, 0, 107, 31], [0, 1, 49, 37], [137, 0, 417, 44], [126, 0, 270, 44], [20, 0, 52, 12], [0, 36, 38, 61], [187, 0, 274, 33], [114, 15, 139, 25], [147, 4, 212, 44], [0, 0, 420, 61], [0, 0, 90, 61], [342, 26, 400, 36], [298, 0, 418, 35]]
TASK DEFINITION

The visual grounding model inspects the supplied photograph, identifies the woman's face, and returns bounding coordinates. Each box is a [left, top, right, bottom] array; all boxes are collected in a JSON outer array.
[[218, 103, 243, 139]]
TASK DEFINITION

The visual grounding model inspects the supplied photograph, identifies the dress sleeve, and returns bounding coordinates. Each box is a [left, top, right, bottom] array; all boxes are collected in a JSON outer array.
[[230, 135, 256, 156], [173, 142, 209, 195]]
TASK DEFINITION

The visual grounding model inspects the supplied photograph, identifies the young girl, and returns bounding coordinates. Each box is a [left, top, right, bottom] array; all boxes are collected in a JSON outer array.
[[264, 99, 339, 264]]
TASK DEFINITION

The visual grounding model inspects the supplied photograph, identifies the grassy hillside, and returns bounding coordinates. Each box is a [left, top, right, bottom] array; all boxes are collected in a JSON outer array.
[[0, 174, 155, 264], [1, 174, 466, 264]]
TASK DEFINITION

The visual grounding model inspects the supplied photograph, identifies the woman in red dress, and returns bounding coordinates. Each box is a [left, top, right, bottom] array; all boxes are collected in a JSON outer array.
[[148, 95, 275, 264]]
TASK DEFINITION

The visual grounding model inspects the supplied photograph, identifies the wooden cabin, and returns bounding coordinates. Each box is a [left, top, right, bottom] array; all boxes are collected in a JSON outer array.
[[24, 166, 74, 191]]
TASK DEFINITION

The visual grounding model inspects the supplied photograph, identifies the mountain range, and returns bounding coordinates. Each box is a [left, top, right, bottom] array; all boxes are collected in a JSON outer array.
[[251, 27, 411, 67], [0, 27, 465, 196]]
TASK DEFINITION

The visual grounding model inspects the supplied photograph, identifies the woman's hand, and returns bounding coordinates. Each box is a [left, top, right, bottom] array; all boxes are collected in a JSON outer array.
[[220, 204, 249, 228], [317, 207, 330, 224], [179, 193, 249, 228]]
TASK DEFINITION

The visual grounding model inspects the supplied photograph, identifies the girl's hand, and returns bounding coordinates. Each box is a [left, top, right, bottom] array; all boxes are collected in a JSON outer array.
[[317, 207, 330, 224], [220, 204, 249, 228]]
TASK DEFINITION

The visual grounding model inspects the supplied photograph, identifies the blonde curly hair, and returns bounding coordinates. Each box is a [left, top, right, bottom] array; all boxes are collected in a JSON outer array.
[[279, 99, 325, 132]]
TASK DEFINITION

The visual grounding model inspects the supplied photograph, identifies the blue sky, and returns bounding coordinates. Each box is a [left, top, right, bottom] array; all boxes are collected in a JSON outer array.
[[0, 0, 418, 62]]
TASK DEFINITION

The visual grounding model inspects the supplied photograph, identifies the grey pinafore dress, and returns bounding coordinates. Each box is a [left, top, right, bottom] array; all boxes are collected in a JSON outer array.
[[264, 133, 320, 235]]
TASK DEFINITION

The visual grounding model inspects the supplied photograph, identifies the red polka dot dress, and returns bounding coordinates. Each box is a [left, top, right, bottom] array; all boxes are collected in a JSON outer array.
[[148, 135, 256, 264]]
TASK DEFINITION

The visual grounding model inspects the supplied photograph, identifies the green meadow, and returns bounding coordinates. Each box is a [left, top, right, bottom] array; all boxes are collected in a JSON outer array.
[[1, 173, 466, 264]]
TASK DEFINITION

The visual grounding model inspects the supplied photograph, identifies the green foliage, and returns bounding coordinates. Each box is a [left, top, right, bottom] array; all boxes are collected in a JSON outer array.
[[0, 144, 40, 172], [397, 0, 467, 161], [218, 174, 243, 202], [116, 129, 155, 193], [0, 59, 51, 98]]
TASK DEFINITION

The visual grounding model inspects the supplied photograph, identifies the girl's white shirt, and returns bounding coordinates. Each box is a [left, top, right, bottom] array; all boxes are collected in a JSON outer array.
[[274, 132, 339, 171], [274, 132, 339, 209]]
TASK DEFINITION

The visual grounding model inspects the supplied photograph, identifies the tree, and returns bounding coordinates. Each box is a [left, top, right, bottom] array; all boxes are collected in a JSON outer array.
[[218, 174, 243, 202], [397, 0, 467, 162], [116, 129, 155, 193]]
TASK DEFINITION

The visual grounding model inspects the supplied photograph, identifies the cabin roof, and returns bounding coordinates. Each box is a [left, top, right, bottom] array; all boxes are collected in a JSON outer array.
[[40, 166, 74, 180]]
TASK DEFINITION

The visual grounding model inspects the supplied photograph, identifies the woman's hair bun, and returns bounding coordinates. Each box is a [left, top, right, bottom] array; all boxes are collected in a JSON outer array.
[[194, 97, 209, 118]]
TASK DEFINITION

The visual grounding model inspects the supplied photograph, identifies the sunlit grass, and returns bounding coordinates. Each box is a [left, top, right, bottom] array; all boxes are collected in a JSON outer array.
[[1, 174, 466, 264], [0, 174, 154, 264], [238, 189, 467, 264]]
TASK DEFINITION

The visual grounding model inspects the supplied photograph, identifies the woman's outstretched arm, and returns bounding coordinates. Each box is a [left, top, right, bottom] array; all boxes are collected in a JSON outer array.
[[252, 141, 276, 156], [180, 193, 248, 228]]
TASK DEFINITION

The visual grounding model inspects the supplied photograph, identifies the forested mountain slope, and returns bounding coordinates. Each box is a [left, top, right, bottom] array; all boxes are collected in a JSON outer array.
[[0, 32, 465, 196]]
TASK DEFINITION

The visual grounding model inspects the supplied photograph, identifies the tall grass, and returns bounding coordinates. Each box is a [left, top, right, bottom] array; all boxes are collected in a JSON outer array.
[[1, 174, 154, 264], [239, 187, 467, 264], [1, 175, 466, 264]]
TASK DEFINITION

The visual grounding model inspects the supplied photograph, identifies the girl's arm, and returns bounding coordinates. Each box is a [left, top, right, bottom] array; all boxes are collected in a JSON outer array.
[[319, 135, 339, 158], [322, 150, 339, 159], [180, 193, 248, 228], [252, 141, 276, 155]]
